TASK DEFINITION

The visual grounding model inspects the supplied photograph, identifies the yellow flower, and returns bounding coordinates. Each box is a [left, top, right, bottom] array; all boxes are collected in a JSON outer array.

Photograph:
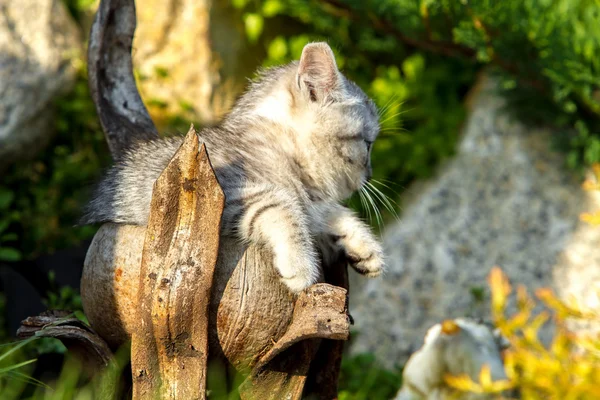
[[580, 212, 600, 225], [483, 268, 600, 399], [444, 364, 514, 394]]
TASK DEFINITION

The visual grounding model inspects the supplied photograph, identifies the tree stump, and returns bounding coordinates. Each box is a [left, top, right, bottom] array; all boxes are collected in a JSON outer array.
[[78, 0, 353, 399], [81, 128, 351, 398]]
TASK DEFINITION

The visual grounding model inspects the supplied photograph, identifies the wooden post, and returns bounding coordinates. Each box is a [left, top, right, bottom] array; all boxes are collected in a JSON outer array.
[[131, 128, 224, 399]]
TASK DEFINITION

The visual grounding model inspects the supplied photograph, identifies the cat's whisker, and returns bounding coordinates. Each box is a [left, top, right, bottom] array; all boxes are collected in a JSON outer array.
[[376, 178, 406, 190], [378, 96, 404, 117], [373, 179, 407, 211], [370, 179, 399, 204], [359, 184, 374, 223], [370, 180, 403, 213], [366, 183, 393, 215], [377, 96, 401, 117], [359, 187, 370, 221], [379, 126, 408, 132], [379, 104, 405, 118], [377, 94, 398, 115], [364, 182, 395, 221], [374, 185, 399, 216], [379, 110, 411, 126], [362, 185, 383, 229], [379, 134, 407, 140], [366, 181, 399, 220], [358, 188, 372, 223]]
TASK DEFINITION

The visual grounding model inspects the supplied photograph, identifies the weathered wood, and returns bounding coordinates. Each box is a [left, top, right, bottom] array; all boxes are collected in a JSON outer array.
[[304, 258, 350, 399], [130, 127, 225, 399], [88, 0, 159, 159], [17, 310, 114, 373], [255, 284, 349, 370], [83, 225, 353, 398], [238, 283, 349, 400], [238, 340, 316, 400]]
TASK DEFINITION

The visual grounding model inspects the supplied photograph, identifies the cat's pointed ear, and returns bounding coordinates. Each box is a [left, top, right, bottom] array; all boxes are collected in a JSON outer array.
[[297, 42, 342, 102]]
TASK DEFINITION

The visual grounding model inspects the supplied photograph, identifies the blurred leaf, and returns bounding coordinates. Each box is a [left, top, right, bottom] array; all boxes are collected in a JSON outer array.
[[0, 233, 17, 242], [0, 191, 14, 210], [231, 0, 248, 9], [268, 36, 288, 60], [262, 0, 283, 17], [0, 248, 21, 262], [243, 13, 264, 44], [0, 221, 10, 236]]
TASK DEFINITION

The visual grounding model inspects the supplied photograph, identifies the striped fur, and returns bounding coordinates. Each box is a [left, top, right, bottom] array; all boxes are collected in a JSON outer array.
[[82, 42, 384, 292]]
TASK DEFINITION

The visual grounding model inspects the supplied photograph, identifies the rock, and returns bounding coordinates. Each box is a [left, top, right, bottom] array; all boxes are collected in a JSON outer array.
[[350, 76, 600, 367], [395, 319, 507, 400], [0, 0, 81, 171], [133, 0, 258, 129]]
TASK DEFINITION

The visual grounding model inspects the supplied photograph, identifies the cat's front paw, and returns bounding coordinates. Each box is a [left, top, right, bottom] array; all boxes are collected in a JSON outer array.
[[338, 233, 385, 277], [275, 249, 320, 292]]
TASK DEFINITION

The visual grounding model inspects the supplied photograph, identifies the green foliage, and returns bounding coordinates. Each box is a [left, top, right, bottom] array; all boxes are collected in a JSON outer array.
[[62, 0, 97, 21], [0, 338, 130, 400], [44, 271, 86, 329], [0, 337, 47, 398], [368, 56, 472, 186], [0, 189, 21, 262], [0, 346, 401, 400], [338, 353, 402, 400]]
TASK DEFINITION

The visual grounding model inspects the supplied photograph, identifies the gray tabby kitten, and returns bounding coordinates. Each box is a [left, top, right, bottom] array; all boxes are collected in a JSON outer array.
[[82, 42, 384, 292]]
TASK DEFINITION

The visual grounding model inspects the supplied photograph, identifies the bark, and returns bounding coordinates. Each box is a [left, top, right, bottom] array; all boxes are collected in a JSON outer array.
[[17, 310, 113, 374], [87, 0, 159, 159], [239, 283, 349, 400], [131, 128, 224, 399]]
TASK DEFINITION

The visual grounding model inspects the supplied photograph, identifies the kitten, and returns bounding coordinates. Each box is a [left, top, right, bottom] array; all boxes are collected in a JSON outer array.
[[82, 42, 384, 292]]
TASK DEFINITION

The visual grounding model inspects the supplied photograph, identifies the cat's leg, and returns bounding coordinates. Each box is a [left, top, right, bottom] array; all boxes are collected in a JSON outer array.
[[222, 186, 319, 292], [310, 204, 384, 277]]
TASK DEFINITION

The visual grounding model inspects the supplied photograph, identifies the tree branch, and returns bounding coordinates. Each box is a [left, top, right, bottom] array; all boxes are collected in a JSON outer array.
[[88, 0, 159, 160]]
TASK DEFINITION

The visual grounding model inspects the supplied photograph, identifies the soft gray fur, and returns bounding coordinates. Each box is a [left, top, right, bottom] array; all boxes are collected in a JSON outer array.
[[82, 42, 384, 291]]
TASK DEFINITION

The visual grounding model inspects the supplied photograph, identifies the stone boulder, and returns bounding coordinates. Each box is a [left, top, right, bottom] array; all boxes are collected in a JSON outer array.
[[0, 0, 81, 171], [133, 0, 258, 129], [350, 77, 600, 368]]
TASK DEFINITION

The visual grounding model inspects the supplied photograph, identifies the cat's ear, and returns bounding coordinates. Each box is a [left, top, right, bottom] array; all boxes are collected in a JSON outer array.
[[297, 42, 342, 102]]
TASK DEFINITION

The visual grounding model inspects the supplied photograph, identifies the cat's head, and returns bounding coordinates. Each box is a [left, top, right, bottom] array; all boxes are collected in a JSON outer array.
[[233, 42, 380, 202]]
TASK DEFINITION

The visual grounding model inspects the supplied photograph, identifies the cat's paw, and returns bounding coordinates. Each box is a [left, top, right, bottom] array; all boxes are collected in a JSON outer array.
[[275, 249, 320, 292], [338, 232, 385, 277]]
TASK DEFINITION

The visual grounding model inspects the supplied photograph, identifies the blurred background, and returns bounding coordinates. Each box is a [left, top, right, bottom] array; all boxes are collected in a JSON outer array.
[[1, 0, 600, 398]]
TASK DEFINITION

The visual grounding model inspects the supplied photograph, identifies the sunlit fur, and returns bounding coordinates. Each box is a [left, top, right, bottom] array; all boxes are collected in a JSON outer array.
[[82, 42, 384, 292]]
